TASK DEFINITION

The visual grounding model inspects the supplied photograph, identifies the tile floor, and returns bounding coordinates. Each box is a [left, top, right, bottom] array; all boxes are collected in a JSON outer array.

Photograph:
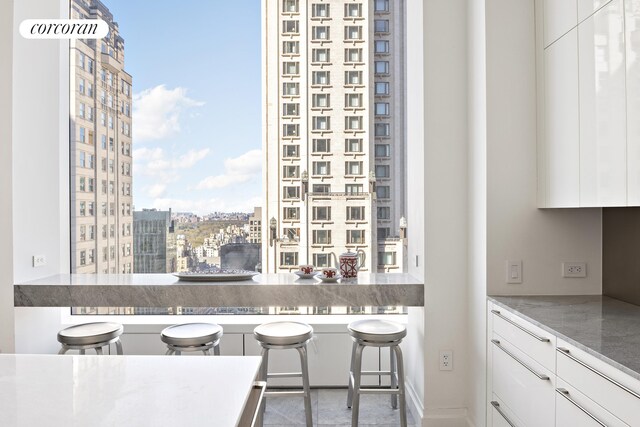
[[263, 388, 417, 426]]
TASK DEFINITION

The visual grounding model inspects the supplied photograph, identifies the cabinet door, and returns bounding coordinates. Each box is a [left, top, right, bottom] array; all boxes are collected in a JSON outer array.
[[579, 0, 627, 206], [544, 0, 578, 47], [627, 0, 640, 204], [556, 379, 629, 427], [545, 27, 580, 207]]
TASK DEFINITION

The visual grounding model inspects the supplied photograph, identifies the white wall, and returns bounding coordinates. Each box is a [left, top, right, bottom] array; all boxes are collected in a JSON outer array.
[[486, 0, 602, 297], [11, 0, 70, 354], [0, 0, 16, 354]]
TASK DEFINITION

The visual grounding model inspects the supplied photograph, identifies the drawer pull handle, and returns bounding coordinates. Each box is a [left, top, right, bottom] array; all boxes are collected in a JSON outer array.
[[556, 388, 607, 427], [491, 401, 517, 427], [491, 310, 550, 342], [557, 347, 640, 399], [491, 339, 549, 380]]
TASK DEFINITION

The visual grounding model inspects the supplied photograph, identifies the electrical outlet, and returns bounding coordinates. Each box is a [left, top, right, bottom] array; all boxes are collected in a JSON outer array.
[[506, 260, 522, 284], [32, 255, 46, 267], [439, 350, 453, 371], [562, 262, 587, 278]]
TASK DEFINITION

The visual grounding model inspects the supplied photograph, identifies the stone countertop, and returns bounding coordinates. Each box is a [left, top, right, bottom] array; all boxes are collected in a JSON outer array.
[[14, 273, 424, 308], [489, 295, 640, 381], [0, 354, 262, 426]]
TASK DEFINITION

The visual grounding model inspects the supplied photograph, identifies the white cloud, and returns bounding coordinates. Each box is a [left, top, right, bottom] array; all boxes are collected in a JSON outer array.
[[146, 184, 167, 198], [152, 196, 262, 215], [132, 85, 204, 142], [196, 149, 262, 190]]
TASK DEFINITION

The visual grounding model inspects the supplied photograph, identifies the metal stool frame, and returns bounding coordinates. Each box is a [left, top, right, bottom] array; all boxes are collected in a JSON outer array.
[[58, 336, 123, 355], [164, 338, 221, 356], [347, 336, 407, 427], [256, 339, 313, 427]]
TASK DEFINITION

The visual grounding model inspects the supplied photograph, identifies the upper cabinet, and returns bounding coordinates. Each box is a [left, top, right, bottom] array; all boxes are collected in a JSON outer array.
[[538, 0, 638, 207]]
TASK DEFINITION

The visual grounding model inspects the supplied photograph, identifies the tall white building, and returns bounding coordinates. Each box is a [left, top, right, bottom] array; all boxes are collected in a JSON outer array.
[[263, 0, 406, 273]]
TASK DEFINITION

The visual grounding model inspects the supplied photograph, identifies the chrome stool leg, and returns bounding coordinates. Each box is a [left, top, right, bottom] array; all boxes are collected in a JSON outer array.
[[297, 345, 313, 427], [347, 340, 357, 408], [95, 346, 103, 355], [390, 346, 398, 409], [79, 349, 86, 355], [213, 342, 221, 356], [394, 345, 407, 427], [58, 347, 68, 355], [115, 339, 123, 355], [351, 343, 365, 427]]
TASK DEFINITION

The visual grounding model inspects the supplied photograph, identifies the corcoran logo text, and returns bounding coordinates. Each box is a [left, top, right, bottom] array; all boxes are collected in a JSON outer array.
[[19, 19, 108, 39]]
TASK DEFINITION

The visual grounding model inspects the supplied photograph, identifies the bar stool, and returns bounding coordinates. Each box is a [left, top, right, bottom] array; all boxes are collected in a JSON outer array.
[[347, 319, 407, 427], [57, 322, 124, 355], [161, 323, 223, 355], [254, 321, 313, 427]]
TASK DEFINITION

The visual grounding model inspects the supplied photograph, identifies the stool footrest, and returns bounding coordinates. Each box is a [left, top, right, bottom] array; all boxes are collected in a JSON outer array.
[[264, 390, 306, 397], [267, 372, 302, 378], [357, 370, 394, 376], [357, 388, 401, 395]]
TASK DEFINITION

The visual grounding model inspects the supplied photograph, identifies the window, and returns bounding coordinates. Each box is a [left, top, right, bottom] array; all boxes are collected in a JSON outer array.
[[88, 178, 94, 192], [79, 177, 86, 192], [283, 103, 299, 116], [101, 202, 107, 216], [283, 124, 299, 136], [101, 180, 107, 194], [377, 206, 391, 219], [78, 78, 85, 94], [88, 202, 95, 216], [345, 48, 362, 63], [283, 165, 299, 178], [345, 139, 363, 153], [283, 82, 299, 95], [283, 145, 299, 158], [87, 57, 94, 73], [313, 184, 330, 193], [378, 227, 390, 239], [79, 127, 86, 144], [345, 26, 362, 40], [345, 70, 363, 85], [312, 94, 330, 108], [375, 144, 391, 157], [345, 184, 363, 194], [375, 61, 389, 74], [282, 20, 299, 33], [283, 41, 299, 54], [87, 82, 93, 97], [345, 93, 362, 108], [377, 185, 390, 199], [312, 48, 330, 63], [312, 206, 331, 221], [375, 123, 390, 137], [79, 151, 86, 168], [79, 250, 86, 266], [313, 230, 331, 244], [312, 161, 331, 176], [347, 230, 365, 244], [284, 227, 300, 241], [312, 139, 330, 153], [312, 26, 329, 40], [375, 19, 389, 33], [79, 225, 86, 241], [283, 0, 298, 12], [79, 202, 86, 216], [88, 225, 95, 240], [375, 82, 390, 95], [345, 161, 363, 175], [313, 253, 331, 268], [283, 186, 300, 199], [78, 51, 85, 69], [102, 225, 107, 239], [312, 71, 330, 85], [280, 252, 299, 266], [312, 3, 329, 17], [375, 165, 390, 178], [375, 0, 389, 12], [347, 206, 365, 221], [375, 40, 390, 54], [283, 207, 300, 220], [283, 61, 299, 75], [312, 116, 330, 131], [345, 116, 362, 131], [378, 251, 396, 266], [345, 3, 362, 17], [375, 102, 390, 116]]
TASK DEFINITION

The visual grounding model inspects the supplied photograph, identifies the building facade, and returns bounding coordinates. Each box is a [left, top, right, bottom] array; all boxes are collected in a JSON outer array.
[[263, 0, 406, 273], [133, 209, 177, 274], [70, 0, 133, 275], [248, 206, 263, 244]]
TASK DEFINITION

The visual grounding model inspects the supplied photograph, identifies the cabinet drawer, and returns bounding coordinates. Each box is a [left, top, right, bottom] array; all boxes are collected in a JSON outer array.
[[490, 394, 524, 427], [491, 333, 555, 427], [556, 378, 628, 427], [491, 308, 556, 371], [556, 339, 640, 426]]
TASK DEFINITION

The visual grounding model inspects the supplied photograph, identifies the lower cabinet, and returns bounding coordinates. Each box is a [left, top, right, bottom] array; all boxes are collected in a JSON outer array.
[[556, 379, 628, 427], [490, 395, 524, 427]]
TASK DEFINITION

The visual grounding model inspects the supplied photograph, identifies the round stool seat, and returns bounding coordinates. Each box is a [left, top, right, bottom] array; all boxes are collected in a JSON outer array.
[[57, 322, 123, 346], [161, 323, 223, 347], [254, 321, 313, 346], [348, 319, 407, 343]]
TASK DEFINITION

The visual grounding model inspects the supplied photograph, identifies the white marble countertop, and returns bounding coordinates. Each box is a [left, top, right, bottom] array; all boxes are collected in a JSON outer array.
[[0, 354, 262, 426], [14, 273, 424, 307]]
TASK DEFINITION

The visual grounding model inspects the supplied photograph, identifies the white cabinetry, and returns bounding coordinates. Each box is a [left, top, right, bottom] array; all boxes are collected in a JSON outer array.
[[626, 0, 640, 204], [556, 378, 629, 427], [544, 0, 577, 47]]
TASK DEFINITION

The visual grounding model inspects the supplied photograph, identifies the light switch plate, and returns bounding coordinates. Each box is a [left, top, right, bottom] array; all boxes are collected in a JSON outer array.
[[506, 260, 522, 284]]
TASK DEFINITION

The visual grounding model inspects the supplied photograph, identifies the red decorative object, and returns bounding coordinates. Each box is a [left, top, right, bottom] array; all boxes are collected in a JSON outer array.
[[339, 250, 366, 278]]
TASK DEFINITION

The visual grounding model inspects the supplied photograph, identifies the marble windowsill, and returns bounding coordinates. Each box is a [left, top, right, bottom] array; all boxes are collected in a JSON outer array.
[[489, 295, 640, 381], [14, 273, 424, 308]]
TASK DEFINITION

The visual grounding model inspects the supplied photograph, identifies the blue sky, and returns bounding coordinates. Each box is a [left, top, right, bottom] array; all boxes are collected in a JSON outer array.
[[107, 0, 262, 214]]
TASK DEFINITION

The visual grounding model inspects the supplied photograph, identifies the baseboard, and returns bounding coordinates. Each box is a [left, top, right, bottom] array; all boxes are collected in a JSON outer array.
[[422, 408, 470, 427]]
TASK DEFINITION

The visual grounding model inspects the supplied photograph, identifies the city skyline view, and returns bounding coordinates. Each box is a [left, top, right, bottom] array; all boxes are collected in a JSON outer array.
[[108, 0, 262, 214]]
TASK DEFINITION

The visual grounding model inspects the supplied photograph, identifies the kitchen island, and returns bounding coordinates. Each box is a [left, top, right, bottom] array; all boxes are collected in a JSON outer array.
[[0, 353, 262, 426], [14, 273, 424, 308]]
